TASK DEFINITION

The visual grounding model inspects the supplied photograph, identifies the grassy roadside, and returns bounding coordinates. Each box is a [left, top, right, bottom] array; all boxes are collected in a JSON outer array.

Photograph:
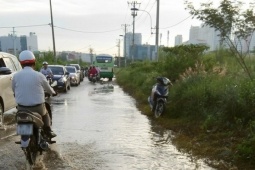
[[114, 46, 255, 169], [116, 74, 255, 170]]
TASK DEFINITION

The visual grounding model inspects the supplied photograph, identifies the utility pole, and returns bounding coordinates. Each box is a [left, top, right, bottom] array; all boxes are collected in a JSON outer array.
[[116, 39, 121, 67], [155, 0, 160, 62], [89, 47, 94, 64], [121, 24, 129, 67], [167, 30, 169, 47], [49, 0, 56, 63], [12, 27, 16, 56], [129, 1, 140, 62]]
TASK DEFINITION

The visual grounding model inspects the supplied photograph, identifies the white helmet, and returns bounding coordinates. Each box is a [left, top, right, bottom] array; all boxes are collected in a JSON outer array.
[[19, 50, 35, 65], [43, 61, 48, 65]]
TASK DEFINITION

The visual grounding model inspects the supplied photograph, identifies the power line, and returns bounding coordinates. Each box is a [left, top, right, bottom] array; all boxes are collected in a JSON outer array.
[[135, 0, 153, 21], [95, 45, 117, 53], [54, 25, 121, 34], [75, 45, 91, 52], [0, 24, 50, 29], [0, 24, 122, 34], [160, 15, 192, 29], [160, 0, 211, 30]]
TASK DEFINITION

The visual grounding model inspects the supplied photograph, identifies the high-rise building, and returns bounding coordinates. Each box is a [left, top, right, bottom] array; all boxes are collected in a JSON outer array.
[[235, 31, 255, 53], [250, 32, 255, 52], [133, 44, 155, 60], [0, 34, 20, 55], [199, 24, 221, 51], [187, 24, 223, 51], [0, 32, 38, 55], [27, 32, 38, 52], [189, 26, 200, 44], [124, 32, 142, 59], [174, 35, 183, 46]]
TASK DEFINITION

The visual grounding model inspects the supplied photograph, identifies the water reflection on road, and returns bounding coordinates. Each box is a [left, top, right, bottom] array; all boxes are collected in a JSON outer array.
[[48, 79, 214, 170]]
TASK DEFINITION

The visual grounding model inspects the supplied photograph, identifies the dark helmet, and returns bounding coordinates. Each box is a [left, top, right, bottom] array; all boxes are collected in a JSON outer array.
[[156, 77, 171, 86]]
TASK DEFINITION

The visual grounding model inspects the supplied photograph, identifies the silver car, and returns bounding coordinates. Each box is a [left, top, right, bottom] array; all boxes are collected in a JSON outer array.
[[0, 52, 22, 125], [65, 66, 81, 86], [68, 64, 84, 81]]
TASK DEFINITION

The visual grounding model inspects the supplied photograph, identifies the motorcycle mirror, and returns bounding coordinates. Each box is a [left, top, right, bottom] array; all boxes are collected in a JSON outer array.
[[51, 81, 57, 87]]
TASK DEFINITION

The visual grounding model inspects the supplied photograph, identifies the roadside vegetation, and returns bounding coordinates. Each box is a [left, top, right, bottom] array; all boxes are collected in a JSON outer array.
[[116, 1, 255, 169], [115, 45, 255, 169]]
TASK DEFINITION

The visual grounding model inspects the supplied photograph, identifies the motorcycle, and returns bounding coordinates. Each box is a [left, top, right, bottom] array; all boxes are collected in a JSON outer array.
[[148, 77, 172, 118], [15, 81, 57, 165], [89, 73, 97, 83], [46, 75, 53, 85], [44, 76, 54, 98]]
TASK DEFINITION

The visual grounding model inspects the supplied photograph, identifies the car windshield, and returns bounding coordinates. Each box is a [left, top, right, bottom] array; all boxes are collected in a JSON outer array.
[[66, 67, 76, 73], [49, 67, 64, 75], [70, 65, 80, 70], [96, 56, 112, 63]]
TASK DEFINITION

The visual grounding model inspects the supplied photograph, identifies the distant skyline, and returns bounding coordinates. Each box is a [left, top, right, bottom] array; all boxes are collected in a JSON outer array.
[[0, 0, 252, 56]]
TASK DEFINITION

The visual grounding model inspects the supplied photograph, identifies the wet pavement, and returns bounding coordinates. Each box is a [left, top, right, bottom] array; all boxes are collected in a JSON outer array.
[[0, 78, 215, 170]]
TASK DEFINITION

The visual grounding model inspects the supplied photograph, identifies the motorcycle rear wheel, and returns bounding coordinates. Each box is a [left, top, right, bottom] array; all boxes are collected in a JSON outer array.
[[154, 101, 165, 118], [25, 135, 38, 165]]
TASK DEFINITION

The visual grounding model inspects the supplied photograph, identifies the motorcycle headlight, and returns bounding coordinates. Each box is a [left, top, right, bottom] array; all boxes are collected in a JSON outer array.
[[58, 77, 66, 82]]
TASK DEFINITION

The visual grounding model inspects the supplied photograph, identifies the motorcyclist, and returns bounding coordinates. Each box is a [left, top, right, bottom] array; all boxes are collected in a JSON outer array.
[[89, 66, 98, 77], [87, 65, 92, 73], [40, 61, 53, 78], [12, 50, 57, 138]]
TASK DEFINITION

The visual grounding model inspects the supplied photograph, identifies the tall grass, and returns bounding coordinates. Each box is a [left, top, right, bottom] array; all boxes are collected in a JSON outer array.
[[115, 45, 255, 163]]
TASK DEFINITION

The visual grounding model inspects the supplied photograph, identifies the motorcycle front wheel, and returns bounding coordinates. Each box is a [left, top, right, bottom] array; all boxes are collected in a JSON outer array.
[[25, 135, 38, 165], [154, 101, 165, 118]]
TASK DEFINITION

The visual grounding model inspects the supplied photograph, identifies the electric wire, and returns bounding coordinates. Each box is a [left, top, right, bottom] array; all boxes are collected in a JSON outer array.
[[160, 15, 192, 29], [54, 25, 122, 34], [75, 45, 91, 52], [159, 0, 212, 30], [0, 24, 50, 29], [0, 24, 122, 34], [135, 0, 152, 21], [136, 0, 156, 44], [128, 0, 156, 31], [95, 45, 117, 53]]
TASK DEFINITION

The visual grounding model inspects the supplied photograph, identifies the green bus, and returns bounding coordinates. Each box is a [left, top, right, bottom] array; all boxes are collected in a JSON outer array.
[[93, 54, 114, 81]]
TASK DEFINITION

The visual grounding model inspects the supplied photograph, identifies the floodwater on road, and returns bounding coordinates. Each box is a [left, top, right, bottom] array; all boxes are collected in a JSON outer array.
[[0, 79, 215, 170]]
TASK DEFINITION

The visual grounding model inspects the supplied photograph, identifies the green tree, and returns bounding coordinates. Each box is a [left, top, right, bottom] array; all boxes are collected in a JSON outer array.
[[185, 0, 255, 80], [160, 44, 209, 80]]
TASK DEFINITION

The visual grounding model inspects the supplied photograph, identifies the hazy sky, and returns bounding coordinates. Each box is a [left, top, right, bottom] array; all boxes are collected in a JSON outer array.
[[0, 0, 251, 55]]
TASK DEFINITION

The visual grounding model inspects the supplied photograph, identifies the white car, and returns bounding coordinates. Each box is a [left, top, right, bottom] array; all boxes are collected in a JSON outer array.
[[0, 52, 22, 125]]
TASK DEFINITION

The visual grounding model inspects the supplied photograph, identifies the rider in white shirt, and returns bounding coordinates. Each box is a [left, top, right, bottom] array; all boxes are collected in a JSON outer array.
[[12, 50, 57, 138]]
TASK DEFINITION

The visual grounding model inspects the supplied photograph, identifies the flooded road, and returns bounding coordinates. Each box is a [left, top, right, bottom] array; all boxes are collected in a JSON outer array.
[[0, 79, 215, 170]]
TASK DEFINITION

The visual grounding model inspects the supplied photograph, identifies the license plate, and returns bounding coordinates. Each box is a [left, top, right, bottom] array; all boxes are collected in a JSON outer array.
[[17, 124, 33, 135], [101, 67, 108, 70]]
